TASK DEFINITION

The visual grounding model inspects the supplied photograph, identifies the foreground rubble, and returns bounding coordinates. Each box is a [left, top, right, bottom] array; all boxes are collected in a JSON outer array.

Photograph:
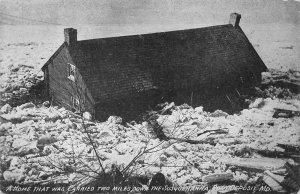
[[0, 95, 299, 193]]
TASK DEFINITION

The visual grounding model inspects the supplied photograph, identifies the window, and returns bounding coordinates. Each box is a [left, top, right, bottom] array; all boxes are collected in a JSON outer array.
[[71, 96, 80, 112], [68, 63, 76, 82]]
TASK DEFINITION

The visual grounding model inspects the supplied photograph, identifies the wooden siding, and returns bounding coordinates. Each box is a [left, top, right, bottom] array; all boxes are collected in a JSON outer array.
[[46, 45, 95, 114]]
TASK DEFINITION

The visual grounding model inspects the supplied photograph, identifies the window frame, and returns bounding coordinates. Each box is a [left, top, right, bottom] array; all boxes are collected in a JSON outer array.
[[68, 63, 76, 82], [71, 96, 80, 112]]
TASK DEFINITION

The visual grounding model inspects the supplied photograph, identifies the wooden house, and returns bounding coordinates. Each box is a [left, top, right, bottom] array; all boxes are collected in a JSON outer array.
[[41, 13, 267, 117]]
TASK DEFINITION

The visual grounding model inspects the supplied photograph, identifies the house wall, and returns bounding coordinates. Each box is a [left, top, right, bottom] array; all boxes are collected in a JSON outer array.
[[45, 45, 95, 114]]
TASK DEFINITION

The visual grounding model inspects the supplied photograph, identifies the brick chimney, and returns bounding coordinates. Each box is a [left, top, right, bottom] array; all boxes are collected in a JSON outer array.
[[229, 13, 241, 27], [64, 28, 77, 46]]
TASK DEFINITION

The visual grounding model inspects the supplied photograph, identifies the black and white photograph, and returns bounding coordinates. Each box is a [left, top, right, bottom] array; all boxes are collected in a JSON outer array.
[[0, 0, 299, 193]]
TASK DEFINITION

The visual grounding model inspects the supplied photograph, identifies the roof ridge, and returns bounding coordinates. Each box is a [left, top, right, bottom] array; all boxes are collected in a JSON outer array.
[[77, 24, 232, 44]]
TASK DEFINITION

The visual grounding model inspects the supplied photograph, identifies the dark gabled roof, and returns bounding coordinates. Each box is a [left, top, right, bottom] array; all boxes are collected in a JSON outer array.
[[42, 42, 67, 71], [43, 24, 267, 103]]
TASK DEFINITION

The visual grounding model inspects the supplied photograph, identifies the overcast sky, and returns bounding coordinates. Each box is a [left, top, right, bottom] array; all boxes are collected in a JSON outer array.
[[0, 0, 299, 26]]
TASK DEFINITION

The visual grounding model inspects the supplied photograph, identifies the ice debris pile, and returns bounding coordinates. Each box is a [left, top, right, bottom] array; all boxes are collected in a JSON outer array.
[[0, 65, 43, 107], [0, 97, 299, 192], [0, 41, 58, 107]]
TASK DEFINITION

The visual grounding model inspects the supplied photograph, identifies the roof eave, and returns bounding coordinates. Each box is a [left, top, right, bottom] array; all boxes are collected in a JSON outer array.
[[41, 42, 67, 71], [236, 25, 268, 72]]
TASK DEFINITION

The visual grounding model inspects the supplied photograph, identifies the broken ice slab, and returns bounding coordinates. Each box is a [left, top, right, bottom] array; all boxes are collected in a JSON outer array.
[[219, 157, 286, 171]]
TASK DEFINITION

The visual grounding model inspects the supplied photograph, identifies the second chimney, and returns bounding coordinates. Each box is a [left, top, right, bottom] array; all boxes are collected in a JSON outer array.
[[229, 13, 241, 27], [64, 28, 77, 46]]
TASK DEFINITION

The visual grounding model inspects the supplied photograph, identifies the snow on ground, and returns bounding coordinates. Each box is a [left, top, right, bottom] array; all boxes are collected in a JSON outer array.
[[0, 97, 299, 190]]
